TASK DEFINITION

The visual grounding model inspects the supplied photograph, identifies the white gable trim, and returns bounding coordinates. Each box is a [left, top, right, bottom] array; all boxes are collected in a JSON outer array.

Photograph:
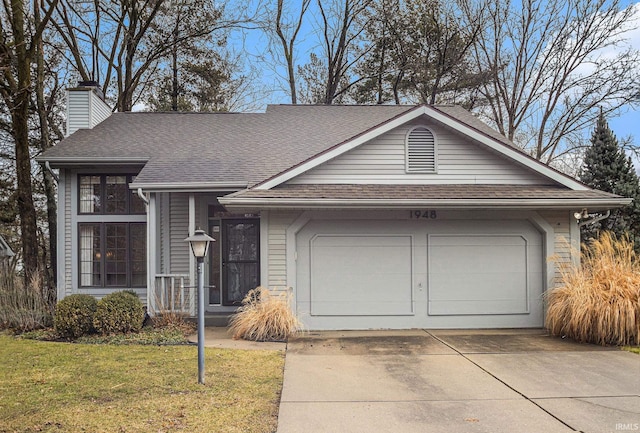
[[255, 106, 427, 190], [255, 105, 588, 191]]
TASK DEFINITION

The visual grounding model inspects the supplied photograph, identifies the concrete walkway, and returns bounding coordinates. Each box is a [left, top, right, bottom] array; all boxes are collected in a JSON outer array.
[[187, 327, 286, 351], [276, 329, 640, 433]]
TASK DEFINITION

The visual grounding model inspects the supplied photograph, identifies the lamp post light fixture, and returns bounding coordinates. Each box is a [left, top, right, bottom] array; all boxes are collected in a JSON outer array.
[[185, 228, 215, 384]]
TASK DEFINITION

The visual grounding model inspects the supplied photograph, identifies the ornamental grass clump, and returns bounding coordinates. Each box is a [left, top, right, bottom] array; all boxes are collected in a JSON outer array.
[[229, 287, 302, 342], [0, 268, 52, 332], [546, 232, 640, 346]]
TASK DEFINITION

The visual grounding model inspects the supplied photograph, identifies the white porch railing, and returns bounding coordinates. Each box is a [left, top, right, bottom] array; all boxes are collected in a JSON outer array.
[[152, 274, 195, 316]]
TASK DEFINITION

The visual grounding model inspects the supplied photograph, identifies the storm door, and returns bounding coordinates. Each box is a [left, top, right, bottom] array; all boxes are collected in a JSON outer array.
[[210, 219, 260, 306]]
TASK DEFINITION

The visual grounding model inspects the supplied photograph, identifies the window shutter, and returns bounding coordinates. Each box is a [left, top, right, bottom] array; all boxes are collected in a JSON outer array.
[[406, 127, 436, 172]]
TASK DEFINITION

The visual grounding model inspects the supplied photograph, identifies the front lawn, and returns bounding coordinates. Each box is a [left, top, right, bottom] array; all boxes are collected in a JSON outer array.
[[0, 335, 284, 433]]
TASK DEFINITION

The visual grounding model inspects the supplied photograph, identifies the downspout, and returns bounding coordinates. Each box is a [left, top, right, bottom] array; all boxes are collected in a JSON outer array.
[[137, 187, 149, 205], [44, 161, 59, 183], [579, 210, 611, 228], [137, 187, 151, 315]]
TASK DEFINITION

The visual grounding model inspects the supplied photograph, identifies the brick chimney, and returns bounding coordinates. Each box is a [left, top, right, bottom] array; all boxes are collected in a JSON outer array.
[[66, 81, 112, 137]]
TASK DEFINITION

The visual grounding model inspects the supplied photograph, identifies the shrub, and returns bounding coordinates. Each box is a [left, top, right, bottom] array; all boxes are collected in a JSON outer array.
[[0, 268, 53, 332], [54, 294, 98, 338], [94, 291, 145, 335], [229, 287, 302, 342], [546, 232, 640, 346]]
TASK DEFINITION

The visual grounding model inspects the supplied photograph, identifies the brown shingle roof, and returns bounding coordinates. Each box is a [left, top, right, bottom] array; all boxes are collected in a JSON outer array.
[[228, 184, 622, 200], [218, 184, 630, 210]]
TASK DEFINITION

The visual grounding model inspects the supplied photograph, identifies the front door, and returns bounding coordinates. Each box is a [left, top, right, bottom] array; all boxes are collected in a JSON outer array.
[[209, 218, 260, 306]]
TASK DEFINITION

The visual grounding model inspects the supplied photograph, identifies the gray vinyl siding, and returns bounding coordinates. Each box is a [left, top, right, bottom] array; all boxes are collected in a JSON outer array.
[[89, 91, 112, 128], [267, 211, 302, 288], [289, 119, 550, 185], [539, 210, 573, 287], [66, 91, 91, 136], [169, 193, 190, 274], [158, 193, 170, 273], [66, 89, 111, 136]]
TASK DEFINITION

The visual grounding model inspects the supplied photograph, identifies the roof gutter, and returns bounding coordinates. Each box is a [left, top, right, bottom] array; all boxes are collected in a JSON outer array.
[[129, 182, 249, 193], [35, 157, 149, 167], [219, 197, 632, 210]]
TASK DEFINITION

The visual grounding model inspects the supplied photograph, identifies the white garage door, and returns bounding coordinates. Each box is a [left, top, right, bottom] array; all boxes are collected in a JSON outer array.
[[295, 219, 544, 330]]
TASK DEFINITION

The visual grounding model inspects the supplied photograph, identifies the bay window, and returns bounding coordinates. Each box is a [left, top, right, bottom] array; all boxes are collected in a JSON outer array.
[[78, 174, 146, 288], [79, 223, 146, 288]]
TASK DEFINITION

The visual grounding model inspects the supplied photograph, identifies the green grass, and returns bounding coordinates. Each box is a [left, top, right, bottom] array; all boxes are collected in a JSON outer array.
[[0, 335, 284, 433], [623, 346, 640, 354]]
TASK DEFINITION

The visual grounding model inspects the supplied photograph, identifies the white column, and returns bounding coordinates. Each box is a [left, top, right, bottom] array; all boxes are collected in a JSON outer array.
[[56, 170, 66, 300], [147, 192, 157, 313], [260, 210, 269, 288]]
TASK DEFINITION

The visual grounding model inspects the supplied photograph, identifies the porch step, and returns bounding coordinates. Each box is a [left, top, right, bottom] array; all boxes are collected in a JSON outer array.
[[188, 314, 235, 327]]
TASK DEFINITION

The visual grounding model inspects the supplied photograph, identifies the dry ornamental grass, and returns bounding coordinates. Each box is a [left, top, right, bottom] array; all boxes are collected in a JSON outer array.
[[229, 287, 302, 342], [546, 232, 640, 346]]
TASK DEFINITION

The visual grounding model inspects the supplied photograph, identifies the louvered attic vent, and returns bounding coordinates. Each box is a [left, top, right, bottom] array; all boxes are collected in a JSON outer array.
[[406, 126, 436, 173]]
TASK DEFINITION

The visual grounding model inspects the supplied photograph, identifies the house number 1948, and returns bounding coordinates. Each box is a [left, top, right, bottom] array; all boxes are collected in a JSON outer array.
[[410, 210, 437, 219]]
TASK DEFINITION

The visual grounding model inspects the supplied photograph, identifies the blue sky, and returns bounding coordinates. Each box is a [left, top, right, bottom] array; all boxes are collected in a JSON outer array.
[[605, 2, 640, 146], [231, 0, 640, 149]]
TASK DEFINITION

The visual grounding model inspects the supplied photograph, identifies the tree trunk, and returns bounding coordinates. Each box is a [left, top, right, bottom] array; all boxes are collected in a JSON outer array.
[[10, 0, 40, 281], [171, 16, 179, 111], [34, 14, 58, 293]]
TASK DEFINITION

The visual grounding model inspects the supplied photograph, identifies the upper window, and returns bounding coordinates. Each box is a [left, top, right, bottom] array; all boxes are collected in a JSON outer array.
[[406, 126, 436, 173], [79, 174, 145, 214]]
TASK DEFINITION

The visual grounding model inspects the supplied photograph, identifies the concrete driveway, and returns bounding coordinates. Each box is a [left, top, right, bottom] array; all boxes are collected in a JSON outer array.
[[276, 329, 640, 433]]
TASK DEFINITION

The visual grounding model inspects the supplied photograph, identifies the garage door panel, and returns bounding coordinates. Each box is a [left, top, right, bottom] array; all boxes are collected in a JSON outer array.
[[428, 235, 530, 316], [295, 218, 544, 329], [310, 235, 413, 316]]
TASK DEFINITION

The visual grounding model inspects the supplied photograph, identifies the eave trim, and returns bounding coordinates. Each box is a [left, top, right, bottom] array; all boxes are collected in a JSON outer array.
[[130, 182, 248, 192], [219, 197, 631, 210], [36, 157, 149, 167]]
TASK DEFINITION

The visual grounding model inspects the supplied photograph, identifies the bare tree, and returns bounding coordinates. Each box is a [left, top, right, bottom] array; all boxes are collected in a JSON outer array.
[[353, 0, 489, 107], [0, 0, 59, 281], [467, 0, 640, 163], [271, 0, 311, 104], [52, 0, 244, 111], [314, 0, 374, 104]]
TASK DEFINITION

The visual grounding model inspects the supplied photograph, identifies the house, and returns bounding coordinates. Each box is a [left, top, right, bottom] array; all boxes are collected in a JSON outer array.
[[0, 234, 15, 274], [37, 83, 630, 330], [0, 234, 14, 260]]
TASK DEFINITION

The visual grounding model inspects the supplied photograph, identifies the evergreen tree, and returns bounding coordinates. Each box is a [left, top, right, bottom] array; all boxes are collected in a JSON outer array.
[[579, 111, 640, 246]]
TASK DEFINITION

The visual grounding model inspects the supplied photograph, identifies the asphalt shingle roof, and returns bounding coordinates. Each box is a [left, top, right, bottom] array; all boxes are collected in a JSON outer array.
[[225, 184, 622, 201], [43, 105, 423, 187]]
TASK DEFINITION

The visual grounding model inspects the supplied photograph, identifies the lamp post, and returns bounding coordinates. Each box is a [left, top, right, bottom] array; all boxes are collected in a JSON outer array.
[[185, 229, 214, 384]]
